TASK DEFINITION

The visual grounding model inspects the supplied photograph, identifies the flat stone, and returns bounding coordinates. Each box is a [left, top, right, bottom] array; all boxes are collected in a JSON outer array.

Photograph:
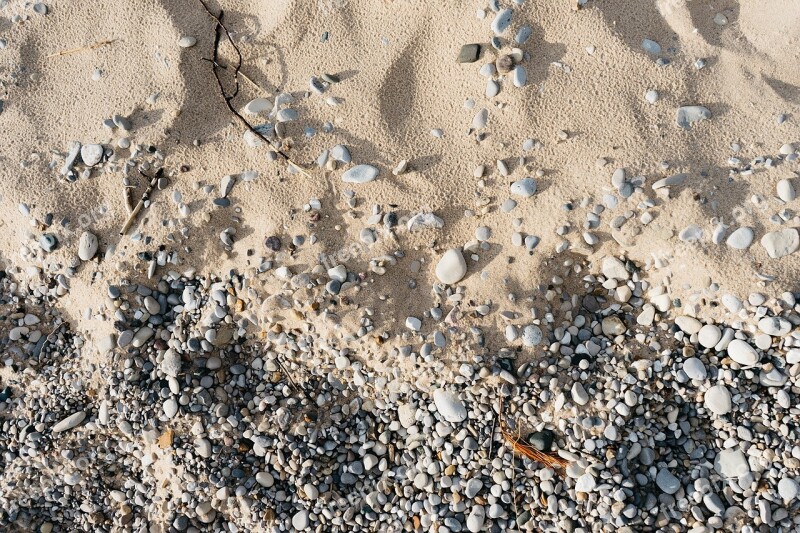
[[432, 389, 467, 423], [509, 178, 537, 198], [78, 231, 98, 261], [220, 175, 236, 198], [778, 478, 799, 502], [761, 229, 799, 258], [331, 144, 352, 163], [465, 478, 483, 499], [276, 108, 298, 122], [676, 106, 712, 129], [726, 227, 753, 249], [243, 98, 272, 115], [758, 316, 791, 336], [652, 173, 687, 190], [601, 316, 625, 336], [466, 505, 485, 533], [777, 179, 796, 202], [80, 144, 103, 166], [683, 357, 707, 380], [163, 399, 178, 419], [656, 468, 680, 494], [407, 212, 444, 231], [714, 448, 750, 481], [51, 411, 86, 433], [491, 8, 513, 35], [575, 473, 596, 492], [342, 165, 379, 184], [457, 43, 481, 63], [641, 38, 661, 54], [512, 66, 527, 88], [292, 510, 310, 530], [704, 385, 732, 415], [522, 325, 543, 346], [676, 316, 702, 334], [178, 36, 197, 48], [726, 339, 760, 367], [472, 108, 488, 129], [435, 248, 467, 284]]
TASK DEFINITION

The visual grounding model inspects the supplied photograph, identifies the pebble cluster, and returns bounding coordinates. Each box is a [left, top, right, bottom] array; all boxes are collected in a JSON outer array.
[[1, 247, 799, 532]]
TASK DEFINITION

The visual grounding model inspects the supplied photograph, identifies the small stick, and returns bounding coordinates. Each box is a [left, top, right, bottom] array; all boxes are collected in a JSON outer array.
[[120, 169, 161, 236], [46, 39, 116, 59], [194, 0, 314, 180]]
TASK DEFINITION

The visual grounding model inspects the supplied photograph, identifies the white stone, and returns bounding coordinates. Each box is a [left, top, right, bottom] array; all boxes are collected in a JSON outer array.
[[602, 256, 629, 280], [698, 325, 722, 348], [161, 349, 181, 377], [341, 165, 379, 184], [255, 471, 274, 487], [778, 478, 799, 502], [758, 316, 791, 336], [51, 411, 86, 433], [777, 179, 796, 202], [675, 316, 702, 334], [472, 108, 488, 129], [726, 339, 760, 367], [331, 144, 352, 163], [726, 227, 753, 249], [405, 316, 422, 331], [571, 382, 589, 405], [291, 510, 310, 530], [645, 90, 659, 104], [78, 231, 98, 261], [435, 248, 467, 284], [432, 389, 467, 423], [243, 98, 272, 115], [178, 36, 197, 48], [276, 108, 298, 122], [676, 105, 712, 129], [80, 144, 104, 166], [704, 385, 732, 415], [761, 229, 799, 258], [407, 212, 444, 231], [714, 448, 750, 481], [683, 357, 707, 380], [575, 473, 596, 492], [466, 505, 485, 533]]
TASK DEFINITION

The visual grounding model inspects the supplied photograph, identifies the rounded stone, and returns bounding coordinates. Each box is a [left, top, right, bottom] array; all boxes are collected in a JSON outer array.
[[683, 357, 707, 380], [432, 389, 467, 423], [704, 385, 732, 415], [698, 324, 722, 348], [435, 248, 467, 284], [726, 339, 760, 367]]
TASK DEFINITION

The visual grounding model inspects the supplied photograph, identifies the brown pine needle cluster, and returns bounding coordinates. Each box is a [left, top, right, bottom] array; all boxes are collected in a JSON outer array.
[[500, 426, 570, 470], [498, 397, 570, 471]]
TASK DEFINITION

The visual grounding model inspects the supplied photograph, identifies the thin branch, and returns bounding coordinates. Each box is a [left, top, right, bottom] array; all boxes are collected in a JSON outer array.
[[46, 39, 117, 58], [194, 0, 314, 180], [120, 169, 162, 236]]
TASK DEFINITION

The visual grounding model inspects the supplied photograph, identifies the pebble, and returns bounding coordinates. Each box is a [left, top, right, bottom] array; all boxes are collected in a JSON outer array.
[[641, 38, 661, 54], [435, 248, 467, 284], [243, 98, 272, 115], [677, 105, 714, 131], [726, 227, 753, 249], [178, 36, 197, 48], [727, 339, 760, 367], [331, 144, 352, 163], [51, 411, 86, 433], [491, 8, 512, 34], [466, 505, 485, 532], [758, 316, 791, 336], [512, 66, 527, 88], [291, 510, 310, 530], [457, 44, 480, 63], [683, 357, 707, 380], [509, 178, 537, 198], [78, 231, 98, 261], [645, 90, 659, 104], [39, 233, 58, 252], [778, 478, 799, 502], [80, 144, 104, 166], [432, 389, 467, 423], [777, 179, 796, 202], [341, 165, 379, 184], [704, 385, 732, 415], [656, 468, 680, 494], [697, 325, 721, 348], [761, 229, 799, 258]]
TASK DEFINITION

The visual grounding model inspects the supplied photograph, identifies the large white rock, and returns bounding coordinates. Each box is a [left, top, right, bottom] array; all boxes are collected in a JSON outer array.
[[761, 229, 799, 258], [726, 339, 760, 367], [602, 256, 629, 280], [432, 389, 467, 423], [698, 324, 722, 348], [758, 316, 791, 336], [435, 248, 467, 284], [714, 448, 750, 481], [704, 385, 732, 415]]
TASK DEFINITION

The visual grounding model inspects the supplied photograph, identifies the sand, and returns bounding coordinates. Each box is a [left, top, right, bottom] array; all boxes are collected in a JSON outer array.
[[0, 0, 798, 398]]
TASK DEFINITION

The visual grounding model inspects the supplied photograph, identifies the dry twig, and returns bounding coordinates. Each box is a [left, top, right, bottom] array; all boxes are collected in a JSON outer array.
[[120, 169, 162, 236], [46, 39, 116, 58], [194, 0, 313, 179]]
